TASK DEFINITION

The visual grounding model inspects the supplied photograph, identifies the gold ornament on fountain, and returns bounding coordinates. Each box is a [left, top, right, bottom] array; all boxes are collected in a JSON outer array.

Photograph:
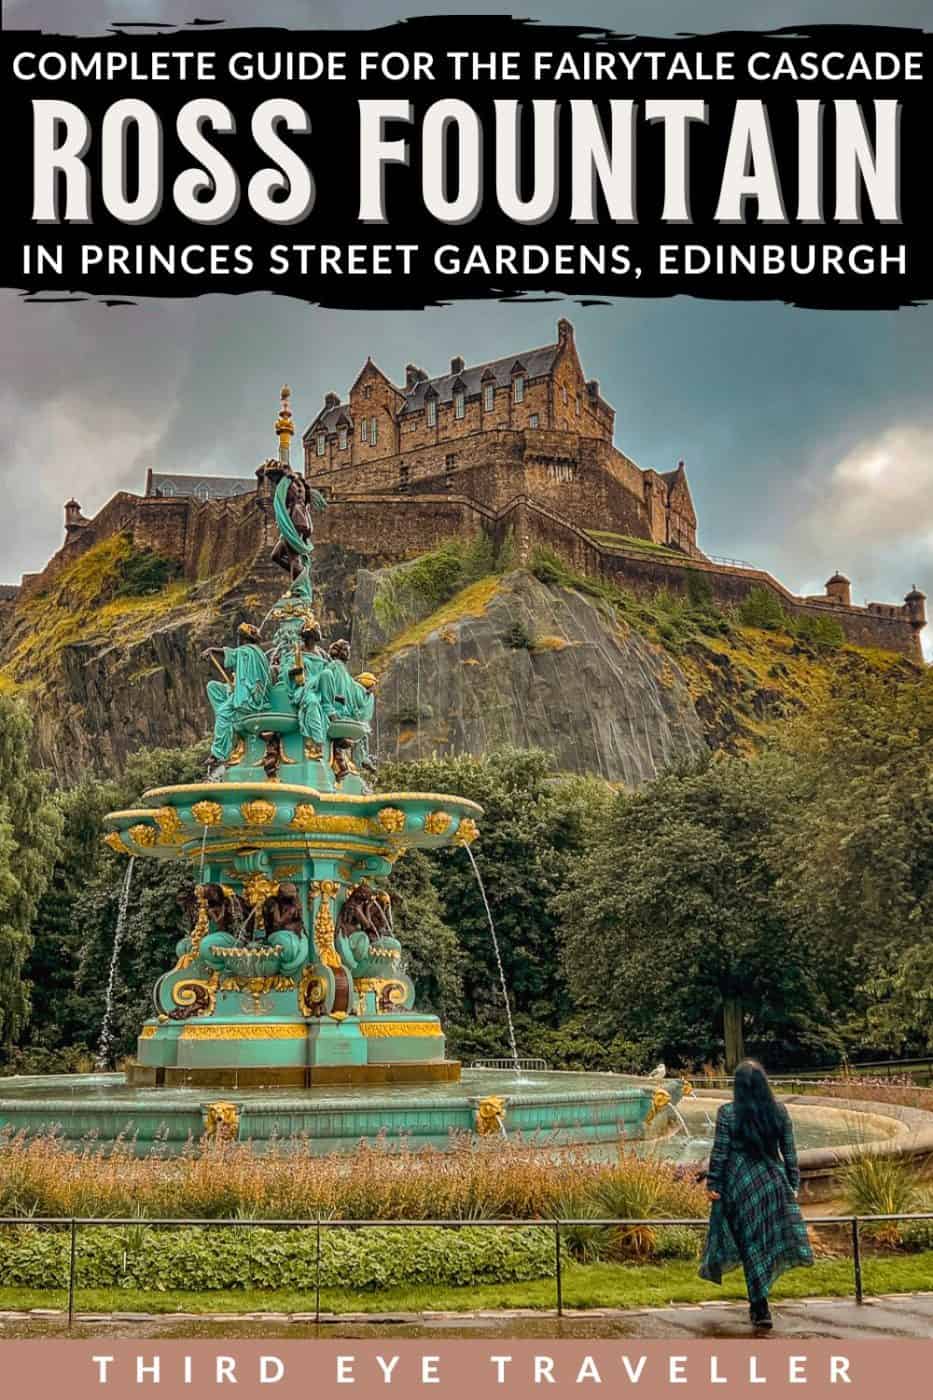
[[376, 807, 407, 835], [192, 800, 224, 826], [103, 832, 131, 856], [644, 1088, 671, 1127], [290, 802, 317, 832], [128, 823, 157, 847], [475, 1096, 507, 1135], [203, 1101, 240, 1141], [311, 879, 342, 968], [189, 884, 211, 960], [155, 806, 185, 844], [454, 818, 480, 846], [423, 810, 452, 836], [241, 799, 277, 826], [242, 872, 278, 909], [299, 967, 327, 1016]]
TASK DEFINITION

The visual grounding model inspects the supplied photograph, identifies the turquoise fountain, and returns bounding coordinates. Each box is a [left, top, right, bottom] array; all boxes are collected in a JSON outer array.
[[0, 389, 685, 1152]]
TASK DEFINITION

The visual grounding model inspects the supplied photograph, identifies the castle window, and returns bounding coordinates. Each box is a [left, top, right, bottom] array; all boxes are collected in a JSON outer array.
[[454, 390, 465, 419], [370, 417, 378, 445], [484, 383, 494, 411], [360, 417, 368, 442], [575, 395, 581, 415], [316, 433, 326, 456], [399, 464, 409, 492], [513, 375, 525, 403], [529, 414, 539, 428], [562, 385, 568, 405], [427, 398, 437, 427], [364, 385, 372, 399], [338, 427, 348, 451]]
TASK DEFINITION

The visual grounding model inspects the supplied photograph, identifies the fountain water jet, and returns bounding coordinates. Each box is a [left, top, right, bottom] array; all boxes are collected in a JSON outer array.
[[95, 856, 135, 1070], [464, 845, 521, 1081]]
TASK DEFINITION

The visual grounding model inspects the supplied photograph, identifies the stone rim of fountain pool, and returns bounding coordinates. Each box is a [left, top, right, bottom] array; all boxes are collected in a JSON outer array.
[[3, 1072, 931, 1188], [0, 1068, 689, 1153]]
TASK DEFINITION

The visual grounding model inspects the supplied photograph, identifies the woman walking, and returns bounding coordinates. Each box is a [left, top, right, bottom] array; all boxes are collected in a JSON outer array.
[[699, 1059, 813, 1328]]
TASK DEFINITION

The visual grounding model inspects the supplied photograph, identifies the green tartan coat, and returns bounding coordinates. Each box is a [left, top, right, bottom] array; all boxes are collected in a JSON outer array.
[[699, 1101, 813, 1300]]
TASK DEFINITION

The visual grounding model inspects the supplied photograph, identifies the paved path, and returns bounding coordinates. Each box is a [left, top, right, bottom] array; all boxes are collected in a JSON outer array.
[[1, 1295, 931, 1339]]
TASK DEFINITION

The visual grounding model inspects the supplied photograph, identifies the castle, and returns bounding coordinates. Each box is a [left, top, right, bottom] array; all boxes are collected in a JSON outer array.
[[12, 319, 927, 662]]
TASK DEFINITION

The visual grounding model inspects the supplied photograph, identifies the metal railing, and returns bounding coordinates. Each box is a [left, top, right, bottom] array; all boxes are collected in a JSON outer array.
[[0, 1211, 928, 1328], [471, 1058, 548, 1072]]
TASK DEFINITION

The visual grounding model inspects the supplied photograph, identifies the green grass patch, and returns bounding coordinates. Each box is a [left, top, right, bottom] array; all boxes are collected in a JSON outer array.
[[0, 1251, 929, 1315], [588, 531, 684, 558], [371, 535, 502, 640]]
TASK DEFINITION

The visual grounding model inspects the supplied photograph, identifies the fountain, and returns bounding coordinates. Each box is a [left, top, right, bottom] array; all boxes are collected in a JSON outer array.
[[0, 388, 688, 1153]]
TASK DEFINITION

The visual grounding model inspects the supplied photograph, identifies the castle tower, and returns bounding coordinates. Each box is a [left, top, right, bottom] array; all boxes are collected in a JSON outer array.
[[904, 586, 927, 634], [64, 498, 87, 540], [825, 571, 852, 606], [275, 384, 294, 466]]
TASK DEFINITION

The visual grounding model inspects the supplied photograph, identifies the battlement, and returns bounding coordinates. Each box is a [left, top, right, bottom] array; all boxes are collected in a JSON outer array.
[[9, 323, 925, 665]]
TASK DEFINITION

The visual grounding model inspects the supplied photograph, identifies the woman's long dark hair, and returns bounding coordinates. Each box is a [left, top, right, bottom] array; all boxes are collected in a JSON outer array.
[[732, 1059, 784, 1159]]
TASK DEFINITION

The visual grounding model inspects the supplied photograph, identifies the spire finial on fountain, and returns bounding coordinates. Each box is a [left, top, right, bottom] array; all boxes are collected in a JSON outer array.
[[275, 383, 294, 465]]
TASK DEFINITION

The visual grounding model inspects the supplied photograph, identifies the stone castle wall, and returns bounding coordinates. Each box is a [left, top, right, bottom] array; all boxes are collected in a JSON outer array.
[[14, 477, 923, 663]]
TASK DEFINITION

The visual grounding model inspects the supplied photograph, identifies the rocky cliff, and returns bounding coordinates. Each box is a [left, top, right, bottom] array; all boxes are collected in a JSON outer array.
[[0, 531, 914, 785]]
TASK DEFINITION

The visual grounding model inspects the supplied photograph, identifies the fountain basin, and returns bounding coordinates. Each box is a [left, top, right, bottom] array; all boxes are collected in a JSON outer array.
[[0, 1070, 687, 1155]]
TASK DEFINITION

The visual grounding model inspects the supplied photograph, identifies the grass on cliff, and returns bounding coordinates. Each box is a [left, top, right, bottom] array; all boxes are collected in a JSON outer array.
[[527, 549, 911, 754], [0, 534, 212, 693], [371, 534, 509, 639]]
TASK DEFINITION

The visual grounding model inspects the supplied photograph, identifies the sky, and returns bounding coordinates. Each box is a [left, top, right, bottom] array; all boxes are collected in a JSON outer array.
[[2, 0, 930, 658]]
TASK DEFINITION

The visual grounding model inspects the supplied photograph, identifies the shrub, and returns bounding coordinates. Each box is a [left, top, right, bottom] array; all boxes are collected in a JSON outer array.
[[0, 1132, 706, 1232], [113, 549, 181, 599], [372, 536, 498, 637], [840, 1150, 921, 1244], [588, 1155, 707, 1259], [739, 587, 786, 631], [0, 1222, 557, 1293], [503, 620, 532, 650]]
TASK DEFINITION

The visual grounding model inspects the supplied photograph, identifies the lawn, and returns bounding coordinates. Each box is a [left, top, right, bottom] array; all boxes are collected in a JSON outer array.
[[1, 1252, 929, 1316]]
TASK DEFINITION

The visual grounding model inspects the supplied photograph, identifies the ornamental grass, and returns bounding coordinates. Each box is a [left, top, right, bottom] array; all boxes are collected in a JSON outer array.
[[0, 1130, 706, 1228]]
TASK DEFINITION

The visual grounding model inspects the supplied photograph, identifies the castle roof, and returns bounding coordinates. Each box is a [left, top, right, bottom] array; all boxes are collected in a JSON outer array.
[[399, 342, 561, 415], [305, 402, 351, 438], [146, 472, 254, 501]]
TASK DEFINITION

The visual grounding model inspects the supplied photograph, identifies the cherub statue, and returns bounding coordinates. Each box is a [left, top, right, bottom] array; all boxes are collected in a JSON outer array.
[[261, 881, 304, 942]]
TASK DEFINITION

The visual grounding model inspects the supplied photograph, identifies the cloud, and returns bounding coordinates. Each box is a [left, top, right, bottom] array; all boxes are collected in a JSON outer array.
[[789, 424, 933, 658]]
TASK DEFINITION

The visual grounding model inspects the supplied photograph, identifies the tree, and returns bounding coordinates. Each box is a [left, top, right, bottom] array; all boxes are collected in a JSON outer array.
[[555, 755, 835, 1071], [17, 743, 206, 1066], [0, 696, 64, 1048], [774, 668, 933, 1054]]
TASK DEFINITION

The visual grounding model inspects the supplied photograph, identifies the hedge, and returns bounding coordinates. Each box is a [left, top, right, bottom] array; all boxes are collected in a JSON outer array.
[[0, 1223, 557, 1292]]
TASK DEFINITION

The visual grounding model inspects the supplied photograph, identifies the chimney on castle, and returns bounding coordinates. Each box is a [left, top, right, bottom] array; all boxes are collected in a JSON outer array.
[[450, 355, 465, 375], [275, 384, 294, 465], [825, 571, 852, 607], [557, 317, 574, 345], [324, 391, 340, 410], [586, 379, 600, 399], [405, 364, 427, 389]]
